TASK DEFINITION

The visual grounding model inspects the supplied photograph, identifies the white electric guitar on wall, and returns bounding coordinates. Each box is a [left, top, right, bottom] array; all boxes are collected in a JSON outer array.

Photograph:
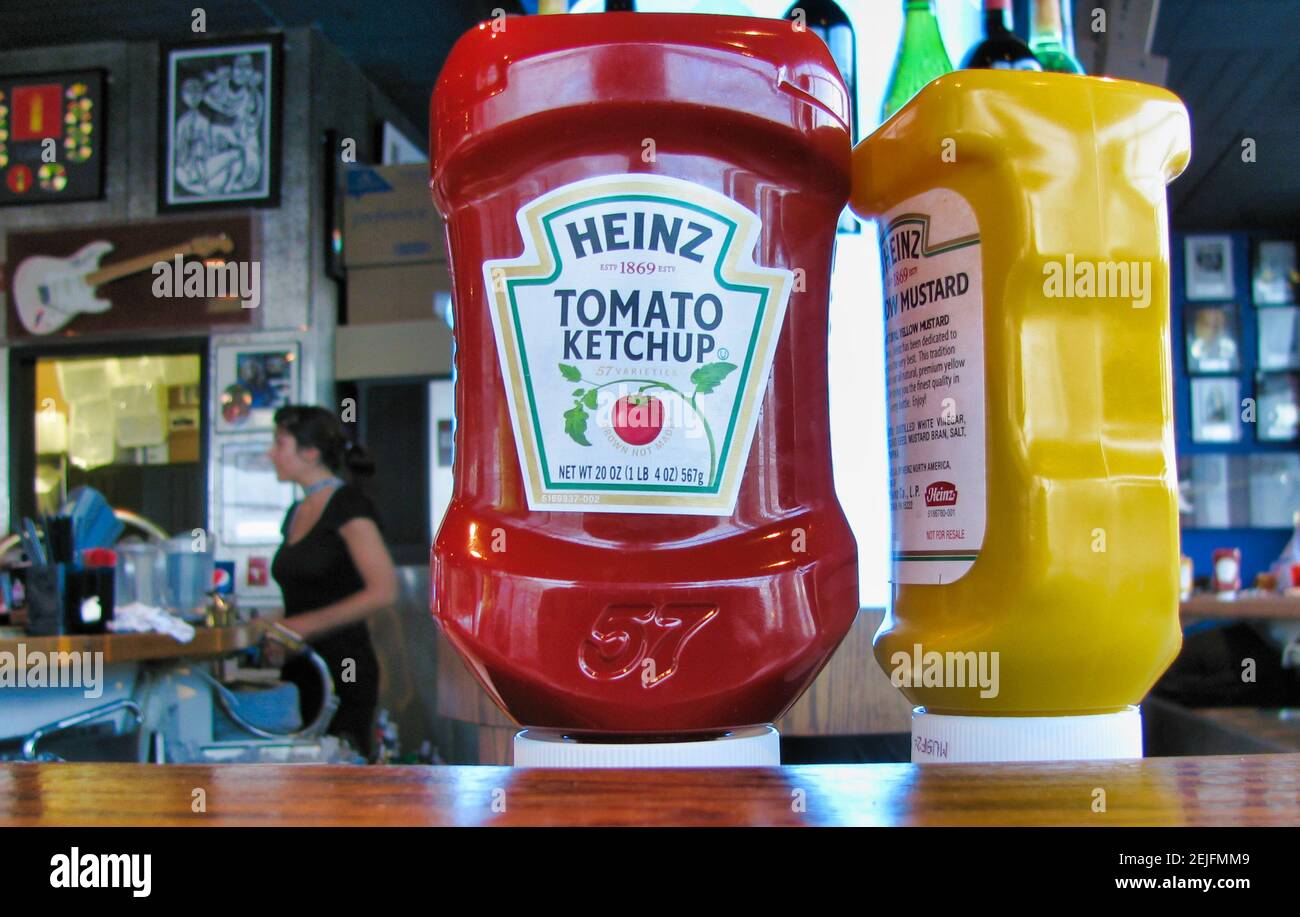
[[12, 233, 234, 335]]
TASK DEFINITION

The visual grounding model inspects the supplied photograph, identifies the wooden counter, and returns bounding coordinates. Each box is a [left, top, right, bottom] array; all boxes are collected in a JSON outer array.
[[2, 753, 1296, 826], [1181, 594, 1300, 621], [0, 622, 266, 663]]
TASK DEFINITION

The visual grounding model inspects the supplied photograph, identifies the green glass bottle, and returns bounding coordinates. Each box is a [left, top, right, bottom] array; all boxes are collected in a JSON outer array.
[[882, 0, 953, 121], [1029, 0, 1085, 74]]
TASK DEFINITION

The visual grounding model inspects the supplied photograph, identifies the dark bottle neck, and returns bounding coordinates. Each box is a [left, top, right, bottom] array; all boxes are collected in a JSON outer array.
[[983, 8, 1014, 37]]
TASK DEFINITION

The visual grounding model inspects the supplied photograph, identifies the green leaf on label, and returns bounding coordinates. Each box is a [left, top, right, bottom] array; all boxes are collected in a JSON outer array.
[[690, 361, 738, 395], [564, 404, 591, 446], [582, 389, 598, 410], [559, 363, 582, 382], [573, 388, 585, 398]]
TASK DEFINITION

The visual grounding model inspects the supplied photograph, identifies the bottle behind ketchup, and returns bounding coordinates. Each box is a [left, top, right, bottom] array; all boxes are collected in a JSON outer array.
[[430, 12, 858, 737]]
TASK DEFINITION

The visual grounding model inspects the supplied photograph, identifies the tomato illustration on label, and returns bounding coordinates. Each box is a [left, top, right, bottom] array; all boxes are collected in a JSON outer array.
[[485, 174, 793, 516], [559, 360, 737, 483], [612, 394, 663, 446]]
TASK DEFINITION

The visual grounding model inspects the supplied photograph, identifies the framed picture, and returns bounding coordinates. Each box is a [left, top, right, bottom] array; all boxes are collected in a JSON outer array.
[[379, 121, 426, 164], [1185, 235, 1235, 301], [1256, 372, 1300, 443], [1185, 303, 1241, 374], [1258, 306, 1300, 371], [1253, 240, 1298, 306], [215, 341, 299, 432], [1248, 453, 1300, 528], [1190, 377, 1241, 444], [159, 35, 281, 211], [6, 216, 256, 339], [1178, 453, 1250, 528], [0, 70, 105, 205], [218, 435, 294, 545]]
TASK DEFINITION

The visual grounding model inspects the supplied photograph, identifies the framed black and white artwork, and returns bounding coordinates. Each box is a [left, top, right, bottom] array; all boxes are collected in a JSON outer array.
[[1184, 235, 1235, 301], [1190, 376, 1242, 444], [1253, 240, 1298, 306], [159, 35, 281, 211], [1256, 373, 1300, 443], [1185, 303, 1241, 374], [1177, 453, 1250, 529], [1258, 306, 1300, 371]]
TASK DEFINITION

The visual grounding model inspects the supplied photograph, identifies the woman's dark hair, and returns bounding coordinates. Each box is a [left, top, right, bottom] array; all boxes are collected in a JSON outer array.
[[274, 405, 375, 480]]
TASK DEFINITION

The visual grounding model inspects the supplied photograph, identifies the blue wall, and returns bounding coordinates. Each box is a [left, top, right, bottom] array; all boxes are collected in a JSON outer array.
[[1172, 231, 1296, 585]]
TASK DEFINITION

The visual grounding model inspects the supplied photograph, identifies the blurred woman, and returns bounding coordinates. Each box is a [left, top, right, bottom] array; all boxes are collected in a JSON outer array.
[[266, 405, 396, 758]]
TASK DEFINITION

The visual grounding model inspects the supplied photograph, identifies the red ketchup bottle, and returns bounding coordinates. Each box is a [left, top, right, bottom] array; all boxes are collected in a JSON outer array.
[[430, 12, 858, 744]]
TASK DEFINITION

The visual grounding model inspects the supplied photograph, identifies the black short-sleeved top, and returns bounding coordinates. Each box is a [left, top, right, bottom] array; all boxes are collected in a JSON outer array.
[[272, 483, 379, 618], [272, 483, 382, 755]]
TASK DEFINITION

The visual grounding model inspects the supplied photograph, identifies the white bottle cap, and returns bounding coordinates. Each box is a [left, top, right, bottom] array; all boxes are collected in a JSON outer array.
[[513, 725, 780, 768], [910, 706, 1143, 763]]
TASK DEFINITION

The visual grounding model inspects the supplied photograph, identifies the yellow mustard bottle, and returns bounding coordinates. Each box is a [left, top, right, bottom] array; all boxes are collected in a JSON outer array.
[[850, 71, 1191, 762]]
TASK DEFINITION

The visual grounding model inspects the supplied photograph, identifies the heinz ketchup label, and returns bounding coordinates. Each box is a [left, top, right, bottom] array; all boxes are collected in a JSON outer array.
[[484, 173, 793, 516]]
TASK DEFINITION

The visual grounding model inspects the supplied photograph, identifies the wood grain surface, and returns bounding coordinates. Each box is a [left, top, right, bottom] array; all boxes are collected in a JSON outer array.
[[2, 753, 1297, 826], [1181, 595, 1300, 620], [0, 622, 266, 663]]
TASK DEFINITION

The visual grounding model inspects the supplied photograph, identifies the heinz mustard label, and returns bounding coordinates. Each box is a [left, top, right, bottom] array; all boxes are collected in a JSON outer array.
[[882, 188, 987, 583], [485, 174, 792, 515]]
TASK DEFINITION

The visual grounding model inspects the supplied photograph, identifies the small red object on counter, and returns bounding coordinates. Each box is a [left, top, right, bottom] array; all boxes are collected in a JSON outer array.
[[1212, 548, 1242, 596], [429, 13, 859, 736], [80, 547, 117, 568]]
